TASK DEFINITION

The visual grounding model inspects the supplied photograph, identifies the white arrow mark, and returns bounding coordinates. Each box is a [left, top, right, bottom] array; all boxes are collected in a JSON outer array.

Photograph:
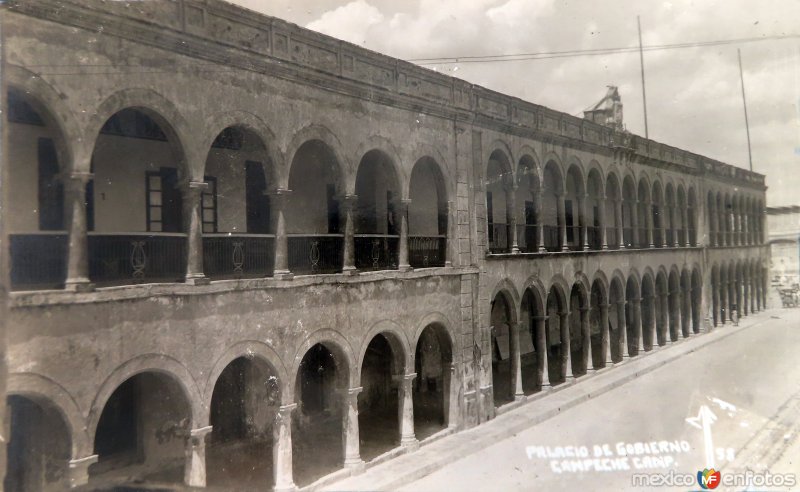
[[686, 404, 717, 468]]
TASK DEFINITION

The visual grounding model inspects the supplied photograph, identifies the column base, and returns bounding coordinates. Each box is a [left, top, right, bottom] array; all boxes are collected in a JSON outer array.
[[274, 270, 294, 280], [538, 247, 547, 253], [398, 264, 412, 272], [65, 278, 95, 292], [342, 266, 358, 275], [401, 436, 420, 450], [274, 483, 298, 492], [511, 246, 521, 254], [561, 246, 570, 252], [344, 458, 366, 472], [185, 275, 210, 286], [68, 455, 98, 488]]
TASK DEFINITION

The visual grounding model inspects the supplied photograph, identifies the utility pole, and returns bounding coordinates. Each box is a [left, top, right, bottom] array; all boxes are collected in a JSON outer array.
[[637, 16, 649, 139], [738, 48, 753, 172]]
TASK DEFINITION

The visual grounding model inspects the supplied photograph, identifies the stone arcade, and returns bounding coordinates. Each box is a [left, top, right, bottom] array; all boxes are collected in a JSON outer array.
[[0, 1, 768, 491]]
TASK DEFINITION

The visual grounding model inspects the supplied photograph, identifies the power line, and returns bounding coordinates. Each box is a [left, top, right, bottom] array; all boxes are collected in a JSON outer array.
[[409, 33, 800, 65]]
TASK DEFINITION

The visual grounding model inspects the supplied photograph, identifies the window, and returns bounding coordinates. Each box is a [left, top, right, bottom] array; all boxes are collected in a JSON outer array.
[[201, 176, 218, 233], [146, 168, 182, 232]]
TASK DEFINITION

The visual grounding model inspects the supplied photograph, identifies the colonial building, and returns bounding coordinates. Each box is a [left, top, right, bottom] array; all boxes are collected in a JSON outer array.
[[1, 1, 769, 491], [767, 206, 800, 288]]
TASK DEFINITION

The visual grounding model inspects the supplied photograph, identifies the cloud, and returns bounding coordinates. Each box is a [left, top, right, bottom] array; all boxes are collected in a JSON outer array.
[[306, 0, 384, 46]]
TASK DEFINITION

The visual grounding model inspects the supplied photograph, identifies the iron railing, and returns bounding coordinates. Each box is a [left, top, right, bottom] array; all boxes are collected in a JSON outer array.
[[288, 234, 343, 275], [566, 225, 582, 250], [354, 234, 399, 271], [516, 224, 538, 253], [409, 236, 446, 268], [587, 226, 602, 250], [488, 223, 509, 253], [652, 229, 662, 248], [543, 225, 561, 252], [623, 227, 634, 248], [203, 234, 275, 279], [606, 227, 619, 250], [10, 232, 67, 290], [88, 233, 186, 285]]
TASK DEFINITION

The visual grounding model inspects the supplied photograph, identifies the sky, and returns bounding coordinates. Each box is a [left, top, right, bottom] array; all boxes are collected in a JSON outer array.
[[227, 0, 800, 207]]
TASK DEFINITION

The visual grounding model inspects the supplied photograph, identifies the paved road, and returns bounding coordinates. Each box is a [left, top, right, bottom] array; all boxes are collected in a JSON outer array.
[[401, 310, 800, 492]]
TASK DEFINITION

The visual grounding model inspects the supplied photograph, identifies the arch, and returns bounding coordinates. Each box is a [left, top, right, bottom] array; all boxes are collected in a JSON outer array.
[[289, 329, 357, 400], [687, 186, 698, 246], [356, 319, 411, 376], [486, 148, 514, 253], [641, 271, 656, 350], [545, 284, 568, 384], [203, 341, 289, 406], [625, 273, 642, 356], [608, 275, 626, 362], [565, 162, 586, 250], [353, 136, 407, 197], [408, 155, 449, 266], [87, 355, 204, 440], [569, 281, 589, 376], [284, 124, 350, 189], [486, 140, 515, 173], [491, 289, 517, 405], [680, 267, 692, 337], [668, 268, 681, 341], [490, 278, 521, 320], [691, 267, 703, 333], [589, 277, 608, 368], [655, 269, 669, 345], [412, 312, 458, 364], [413, 321, 456, 439], [409, 143, 453, 200], [516, 153, 541, 252]]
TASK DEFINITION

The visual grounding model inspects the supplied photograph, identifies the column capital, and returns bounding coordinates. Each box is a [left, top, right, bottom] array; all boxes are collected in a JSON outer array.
[[190, 425, 213, 439], [336, 193, 359, 203], [394, 372, 417, 384], [346, 386, 363, 398], [182, 180, 209, 196], [69, 454, 98, 468], [61, 171, 95, 185], [278, 403, 298, 415]]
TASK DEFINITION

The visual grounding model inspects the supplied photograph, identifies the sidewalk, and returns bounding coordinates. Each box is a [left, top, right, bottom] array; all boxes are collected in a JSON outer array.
[[318, 311, 777, 492]]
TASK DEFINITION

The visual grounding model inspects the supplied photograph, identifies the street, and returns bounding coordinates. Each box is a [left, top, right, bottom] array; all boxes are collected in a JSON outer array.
[[400, 310, 800, 492]]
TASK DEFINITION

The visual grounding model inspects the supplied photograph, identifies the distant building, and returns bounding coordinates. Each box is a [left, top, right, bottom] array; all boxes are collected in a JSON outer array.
[[767, 206, 800, 286], [583, 86, 624, 132]]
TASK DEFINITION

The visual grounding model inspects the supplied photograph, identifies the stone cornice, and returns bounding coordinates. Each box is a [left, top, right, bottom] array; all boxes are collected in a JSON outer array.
[[8, 0, 765, 190]]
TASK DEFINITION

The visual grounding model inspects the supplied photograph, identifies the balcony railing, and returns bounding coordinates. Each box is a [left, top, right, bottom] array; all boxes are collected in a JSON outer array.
[[10, 232, 67, 290], [688, 229, 697, 246], [88, 233, 186, 285], [666, 229, 674, 247], [543, 225, 561, 252], [677, 229, 686, 247], [288, 234, 343, 275], [354, 234, 399, 271], [566, 225, 582, 250], [606, 227, 619, 250], [203, 234, 275, 279], [623, 227, 634, 248], [409, 235, 446, 268], [488, 223, 509, 253], [638, 227, 649, 248], [652, 229, 662, 248], [587, 226, 602, 250], [516, 224, 538, 253]]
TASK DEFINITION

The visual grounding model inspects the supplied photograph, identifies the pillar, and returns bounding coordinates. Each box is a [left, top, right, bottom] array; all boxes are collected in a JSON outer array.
[[510, 321, 524, 399], [644, 294, 655, 350], [343, 387, 364, 470], [398, 199, 411, 271], [340, 194, 358, 274], [446, 362, 459, 428], [184, 425, 212, 487], [560, 311, 573, 380], [630, 198, 640, 247], [661, 204, 669, 248], [672, 205, 679, 247], [273, 404, 297, 492], [580, 194, 589, 251], [617, 300, 627, 359], [681, 206, 689, 246], [558, 193, 568, 251], [600, 302, 610, 367], [507, 185, 520, 254], [659, 293, 669, 341], [709, 200, 717, 247], [616, 199, 625, 249], [537, 196, 546, 253], [580, 307, 591, 371], [183, 181, 210, 285], [645, 200, 654, 248], [599, 194, 608, 250], [63, 172, 94, 291], [271, 189, 293, 280], [534, 316, 550, 389], [398, 373, 419, 448], [445, 200, 455, 267], [632, 298, 643, 354], [68, 455, 98, 488]]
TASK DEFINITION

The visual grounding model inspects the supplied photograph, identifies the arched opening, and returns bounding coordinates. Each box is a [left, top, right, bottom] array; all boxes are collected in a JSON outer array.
[[586, 169, 603, 250], [665, 183, 676, 247], [358, 334, 404, 461], [680, 269, 692, 337], [625, 276, 641, 356], [707, 192, 717, 247], [711, 265, 720, 327], [719, 265, 729, 323], [413, 324, 453, 440], [727, 262, 736, 321], [203, 126, 276, 279], [656, 272, 669, 345], [622, 176, 636, 248], [608, 278, 625, 362], [486, 150, 512, 253], [6, 89, 70, 290], [409, 157, 448, 268], [637, 179, 651, 248], [293, 343, 348, 486], [692, 269, 702, 333], [515, 156, 540, 252], [546, 286, 567, 383], [651, 181, 664, 248], [89, 108, 189, 285], [569, 284, 588, 376], [542, 161, 564, 251], [5, 395, 71, 492], [520, 289, 543, 392], [207, 357, 280, 488], [287, 140, 344, 274], [734, 262, 743, 318], [676, 186, 686, 247], [724, 194, 733, 246], [589, 280, 607, 368], [688, 188, 697, 246], [716, 192, 725, 246], [565, 165, 585, 251], [490, 292, 514, 406], [605, 174, 621, 250], [90, 372, 191, 484], [668, 270, 681, 340], [354, 151, 401, 271], [641, 274, 656, 350]]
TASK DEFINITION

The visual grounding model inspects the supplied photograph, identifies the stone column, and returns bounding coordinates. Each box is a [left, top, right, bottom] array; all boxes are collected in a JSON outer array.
[[600, 303, 610, 367], [560, 311, 573, 380], [446, 362, 459, 428], [537, 197, 546, 253], [63, 172, 94, 291], [708, 200, 717, 246], [509, 321, 524, 400], [617, 300, 627, 360], [68, 454, 98, 488], [681, 206, 689, 246], [644, 295, 655, 350], [271, 189, 293, 280], [580, 307, 591, 371], [184, 425, 212, 487], [661, 204, 669, 248], [534, 316, 550, 389], [183, 181, 210, 285], [672, 205, 680, 247], [398, 373, 419, 448], [632, 298, 644, 354], [273, 404, 297, 492], [340, 194, 358, 274], [445, 200, 455, 267], [507, 185, 520, 254], [558, 193, 568, 251], [616, 199, 625, 249], [630, 198, 639, 248], [599, 194, 608, 250], [398, 199, 412, 271], [645, 200, 654, 248], [343, 387, 365, 470], [580, 194, 589, 251]]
